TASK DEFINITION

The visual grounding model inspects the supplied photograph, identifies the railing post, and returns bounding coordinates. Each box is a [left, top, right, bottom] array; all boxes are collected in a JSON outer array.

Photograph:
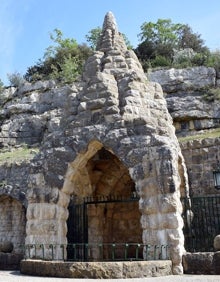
[[40, 244, 44, 260], [124, 243, 128, 260], [99, 243, 103, 260], [60, 244, 65, 260], [144, 244, 151, 260], [49, 244, 54, 260], [136, 244, 140, 260], [111, 243, 115, 260]]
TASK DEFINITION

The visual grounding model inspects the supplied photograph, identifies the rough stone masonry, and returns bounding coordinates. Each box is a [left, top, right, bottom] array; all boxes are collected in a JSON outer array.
[[1, 12, 189, 275]]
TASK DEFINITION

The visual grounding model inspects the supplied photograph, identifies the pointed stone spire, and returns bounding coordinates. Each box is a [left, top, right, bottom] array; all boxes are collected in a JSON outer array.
[[102, 11, 118, 33], [96, 11, 127, 52]]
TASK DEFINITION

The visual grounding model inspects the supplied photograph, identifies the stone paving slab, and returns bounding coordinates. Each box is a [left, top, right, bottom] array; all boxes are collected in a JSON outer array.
[[1, 271, 220, 282]]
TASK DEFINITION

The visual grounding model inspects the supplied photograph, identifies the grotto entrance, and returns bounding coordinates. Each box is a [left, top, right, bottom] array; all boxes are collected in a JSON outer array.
[[66, 146, 142, 261]]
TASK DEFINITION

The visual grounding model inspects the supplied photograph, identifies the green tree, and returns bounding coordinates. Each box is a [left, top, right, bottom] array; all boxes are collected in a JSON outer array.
[[85, 27, 102, 50], [138, 19, 182, 46], [25, 29, 92, 83], [177, 24, 209, 53], [135, 18, 209, 70]]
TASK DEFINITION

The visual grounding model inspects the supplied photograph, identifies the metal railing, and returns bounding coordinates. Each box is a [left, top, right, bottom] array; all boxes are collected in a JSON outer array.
[[23, 243, 170, 262]]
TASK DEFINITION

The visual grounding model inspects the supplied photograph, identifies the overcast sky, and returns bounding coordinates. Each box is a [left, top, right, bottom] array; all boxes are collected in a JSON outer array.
[[1, 0, 220, 85]]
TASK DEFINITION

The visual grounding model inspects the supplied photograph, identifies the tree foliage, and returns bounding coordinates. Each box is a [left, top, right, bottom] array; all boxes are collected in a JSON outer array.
[[135, 18, 209, 70], [20, 21, 218, 84], [85, 27, 102, 50], [24, 29, 92, 83]]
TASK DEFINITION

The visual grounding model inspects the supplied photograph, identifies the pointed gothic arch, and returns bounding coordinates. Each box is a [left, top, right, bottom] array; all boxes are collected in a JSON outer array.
[[63, 140, 142, 260]]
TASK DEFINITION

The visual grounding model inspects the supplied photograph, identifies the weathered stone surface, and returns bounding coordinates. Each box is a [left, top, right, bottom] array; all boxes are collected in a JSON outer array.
[[166, 91, 220, 135], [214, 235, 220, 250], [148, 67, 220, 135], [0, 195, 26, 254], [213, 251, 220, 274], [20, 260, 172, 278], [149, 67, 216, 93], [180, 137, 220, 195], [182, 252, 214, 274], [0, 242, 13, 253]]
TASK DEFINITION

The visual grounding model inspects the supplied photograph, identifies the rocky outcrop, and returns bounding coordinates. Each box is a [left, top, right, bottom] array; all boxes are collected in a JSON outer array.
[[0, 81, 81, 148], [148, 66, 216, 93], [166, 91, 220, 135], [149, 67, 220, 135]]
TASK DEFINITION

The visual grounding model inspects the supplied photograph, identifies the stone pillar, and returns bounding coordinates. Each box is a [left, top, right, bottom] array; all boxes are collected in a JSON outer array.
[[26, 188, 69, 260], [140, 192, 184, 274], [135, 146, 185, 275]]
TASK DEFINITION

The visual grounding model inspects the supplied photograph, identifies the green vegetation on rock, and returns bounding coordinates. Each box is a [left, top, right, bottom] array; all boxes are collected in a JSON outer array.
[[178, 128, 220, 143], [0, 147, 39, 164]]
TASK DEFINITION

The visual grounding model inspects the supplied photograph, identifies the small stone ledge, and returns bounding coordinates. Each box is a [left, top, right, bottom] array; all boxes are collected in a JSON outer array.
[[20, 259, 172, 279]]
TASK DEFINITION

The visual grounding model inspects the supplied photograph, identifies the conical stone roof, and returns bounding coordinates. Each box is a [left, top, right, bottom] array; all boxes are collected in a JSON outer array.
[[79, 11, 173, 132]]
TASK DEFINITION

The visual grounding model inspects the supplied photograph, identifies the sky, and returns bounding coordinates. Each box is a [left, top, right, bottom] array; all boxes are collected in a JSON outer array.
[[1, 0, 220, 85]]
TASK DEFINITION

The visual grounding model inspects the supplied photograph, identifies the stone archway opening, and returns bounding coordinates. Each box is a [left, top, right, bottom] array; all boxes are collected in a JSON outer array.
[[65, 143, 142, 260], [0, 195, 26, 254]]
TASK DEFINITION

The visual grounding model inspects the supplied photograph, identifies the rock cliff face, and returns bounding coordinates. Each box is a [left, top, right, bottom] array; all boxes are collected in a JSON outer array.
[[149, 67, 216, 93], [149, 67, 220, 135], [0, 12, 188, 274]]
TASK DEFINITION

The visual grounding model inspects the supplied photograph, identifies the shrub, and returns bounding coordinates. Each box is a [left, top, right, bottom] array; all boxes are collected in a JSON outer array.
[[191, 52, 209, 66], [7, 72, 25, 87], [206, 50, 220, 74], [151, 55, 171, 68], [202, 87, 220, 102], [24, 29, 92, 83], [0, 79, 4, 93]]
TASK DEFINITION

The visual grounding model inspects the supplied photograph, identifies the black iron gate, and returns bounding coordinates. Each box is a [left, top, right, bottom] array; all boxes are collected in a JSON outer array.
[[67, 200, 88, 260], [67, 195, 140, 261], [182, 195, 220, 252]]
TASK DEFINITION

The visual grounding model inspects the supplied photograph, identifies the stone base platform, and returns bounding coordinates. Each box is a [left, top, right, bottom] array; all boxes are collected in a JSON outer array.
[[20, 259, 172, 279]]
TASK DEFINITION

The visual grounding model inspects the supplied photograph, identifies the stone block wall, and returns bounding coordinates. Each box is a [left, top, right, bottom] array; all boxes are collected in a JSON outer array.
[[0, 195, 26, 253], [180, 137, 220, 196]]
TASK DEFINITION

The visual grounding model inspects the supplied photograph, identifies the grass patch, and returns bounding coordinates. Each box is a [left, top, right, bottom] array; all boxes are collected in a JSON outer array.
[[178, 128, 220, 143], [0, 147, 39, 164]]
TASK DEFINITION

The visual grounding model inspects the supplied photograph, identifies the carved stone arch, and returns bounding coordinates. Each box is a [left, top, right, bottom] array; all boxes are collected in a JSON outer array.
[[62, 140, 142, 260], [62, 140, 136, 198]]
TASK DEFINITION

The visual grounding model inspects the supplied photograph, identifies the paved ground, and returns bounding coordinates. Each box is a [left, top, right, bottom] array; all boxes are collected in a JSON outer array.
[[0, 271, 220, 282]]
